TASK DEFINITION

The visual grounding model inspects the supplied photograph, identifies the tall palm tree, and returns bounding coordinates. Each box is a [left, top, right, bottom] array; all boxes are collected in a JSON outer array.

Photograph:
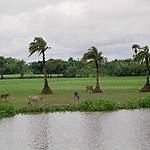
[[0, 56, 5, 79], [82, 46, 103, 93], [132, 44, 150, 92], [29, 37, 53, 94]]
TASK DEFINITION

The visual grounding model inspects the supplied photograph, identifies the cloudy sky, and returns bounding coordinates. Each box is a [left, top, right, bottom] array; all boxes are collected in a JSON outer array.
[[0, 0, 150, 62]]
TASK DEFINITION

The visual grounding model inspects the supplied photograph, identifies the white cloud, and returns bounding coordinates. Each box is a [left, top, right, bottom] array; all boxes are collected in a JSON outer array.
[[0, 0, 150, 62]]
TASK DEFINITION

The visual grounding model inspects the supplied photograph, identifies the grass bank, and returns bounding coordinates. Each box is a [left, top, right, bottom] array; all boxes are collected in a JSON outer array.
[[0, 76, 150, 117]]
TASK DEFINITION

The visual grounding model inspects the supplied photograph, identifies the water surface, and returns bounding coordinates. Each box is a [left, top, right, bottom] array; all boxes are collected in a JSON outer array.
[[0, 109, 150, 150]]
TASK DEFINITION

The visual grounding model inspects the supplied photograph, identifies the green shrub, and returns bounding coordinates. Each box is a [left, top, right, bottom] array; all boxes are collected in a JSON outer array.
[[17, 105, 42, 113], [65, 104, 79, 111], [79, 99, 120, 111], [0, 104, 16, 118], [138, 97, 150, 108], [41, 105, 57, 112], [121, 101, 140, 109]]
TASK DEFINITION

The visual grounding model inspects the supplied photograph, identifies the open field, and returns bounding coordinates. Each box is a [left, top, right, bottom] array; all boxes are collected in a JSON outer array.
[[0, 76, 150, 106]]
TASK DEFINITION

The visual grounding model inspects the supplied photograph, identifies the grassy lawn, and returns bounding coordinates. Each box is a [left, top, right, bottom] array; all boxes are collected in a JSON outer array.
[[0, 76, 149, 106]]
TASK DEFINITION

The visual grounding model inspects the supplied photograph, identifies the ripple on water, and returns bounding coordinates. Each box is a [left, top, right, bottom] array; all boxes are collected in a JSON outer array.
[[0, 110, 150, 150]]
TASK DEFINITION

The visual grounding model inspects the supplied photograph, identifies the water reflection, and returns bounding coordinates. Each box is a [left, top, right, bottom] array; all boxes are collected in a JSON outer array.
[[0, 110, 150, 150]]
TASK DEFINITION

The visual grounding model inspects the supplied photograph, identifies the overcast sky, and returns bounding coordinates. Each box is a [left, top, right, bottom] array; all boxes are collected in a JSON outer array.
[[0, 0, 150, 62]]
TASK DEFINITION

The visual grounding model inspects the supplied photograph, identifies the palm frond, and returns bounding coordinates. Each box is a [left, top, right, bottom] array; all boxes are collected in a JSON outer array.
[[82, 46, 103, 63], [83, 52, 95, 60], [133, 49, 148, 64], [132, 44, 141, 54], [28, 37, 50, 57]]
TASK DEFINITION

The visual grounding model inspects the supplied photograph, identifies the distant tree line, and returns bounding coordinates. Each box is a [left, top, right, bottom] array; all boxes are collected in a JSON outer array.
[[0, 56, 146, 79]]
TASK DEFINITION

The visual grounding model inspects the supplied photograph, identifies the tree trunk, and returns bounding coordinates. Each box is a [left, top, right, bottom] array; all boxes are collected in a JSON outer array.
[[41, 52, 53, 94], [140, 84, 150, 92], [41, 77, 53, 94], [140, 57, 150, 92], [0, 68, 4, 79], [145, 57, 150, 85], [93, 62, 102, 93]]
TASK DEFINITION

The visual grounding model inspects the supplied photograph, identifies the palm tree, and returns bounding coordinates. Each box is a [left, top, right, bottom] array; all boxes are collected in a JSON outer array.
[[0, 56, 5, 79], [132, 44, 150, 92], [29, 37, 53, 94], [82, 46, 103, 93]]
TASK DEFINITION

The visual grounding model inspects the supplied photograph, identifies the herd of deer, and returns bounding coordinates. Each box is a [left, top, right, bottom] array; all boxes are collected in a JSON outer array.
[[0, 85, 94, 105]]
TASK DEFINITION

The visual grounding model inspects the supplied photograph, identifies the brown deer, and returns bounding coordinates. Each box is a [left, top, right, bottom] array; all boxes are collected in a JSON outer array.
[[74, 91, 80, 100], [1, 93, 10, 99], [86, 86, 94, 92], [1, 94, 10, 102]]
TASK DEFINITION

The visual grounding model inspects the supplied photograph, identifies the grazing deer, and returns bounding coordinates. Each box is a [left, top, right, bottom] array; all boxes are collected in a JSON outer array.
[[28, 95, 43, 105], [1, 93, 10, 102], [1, 94, 10, 101], [86, 86, 94, 92], [74, 91, 80, 100]]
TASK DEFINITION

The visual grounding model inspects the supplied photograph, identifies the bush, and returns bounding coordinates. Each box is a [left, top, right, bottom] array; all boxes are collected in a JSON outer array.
[[17, 105, 42, 113], [0, 104, 16, 118], [79, 99, 120, 111], [121, 101, 140, 109], [41, 105, 57, 112], [138, 97, 150, 108]]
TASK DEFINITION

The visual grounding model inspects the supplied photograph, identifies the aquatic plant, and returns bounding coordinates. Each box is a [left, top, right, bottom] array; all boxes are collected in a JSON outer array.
[[0, 98, 150, 118]]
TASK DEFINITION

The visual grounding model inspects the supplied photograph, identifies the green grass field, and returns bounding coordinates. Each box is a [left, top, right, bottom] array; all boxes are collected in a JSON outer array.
[[0, 76, 150, 106]]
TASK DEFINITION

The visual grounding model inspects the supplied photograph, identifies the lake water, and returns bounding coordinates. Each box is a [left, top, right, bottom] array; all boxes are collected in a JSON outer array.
[[0, 109, 150, 150]]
